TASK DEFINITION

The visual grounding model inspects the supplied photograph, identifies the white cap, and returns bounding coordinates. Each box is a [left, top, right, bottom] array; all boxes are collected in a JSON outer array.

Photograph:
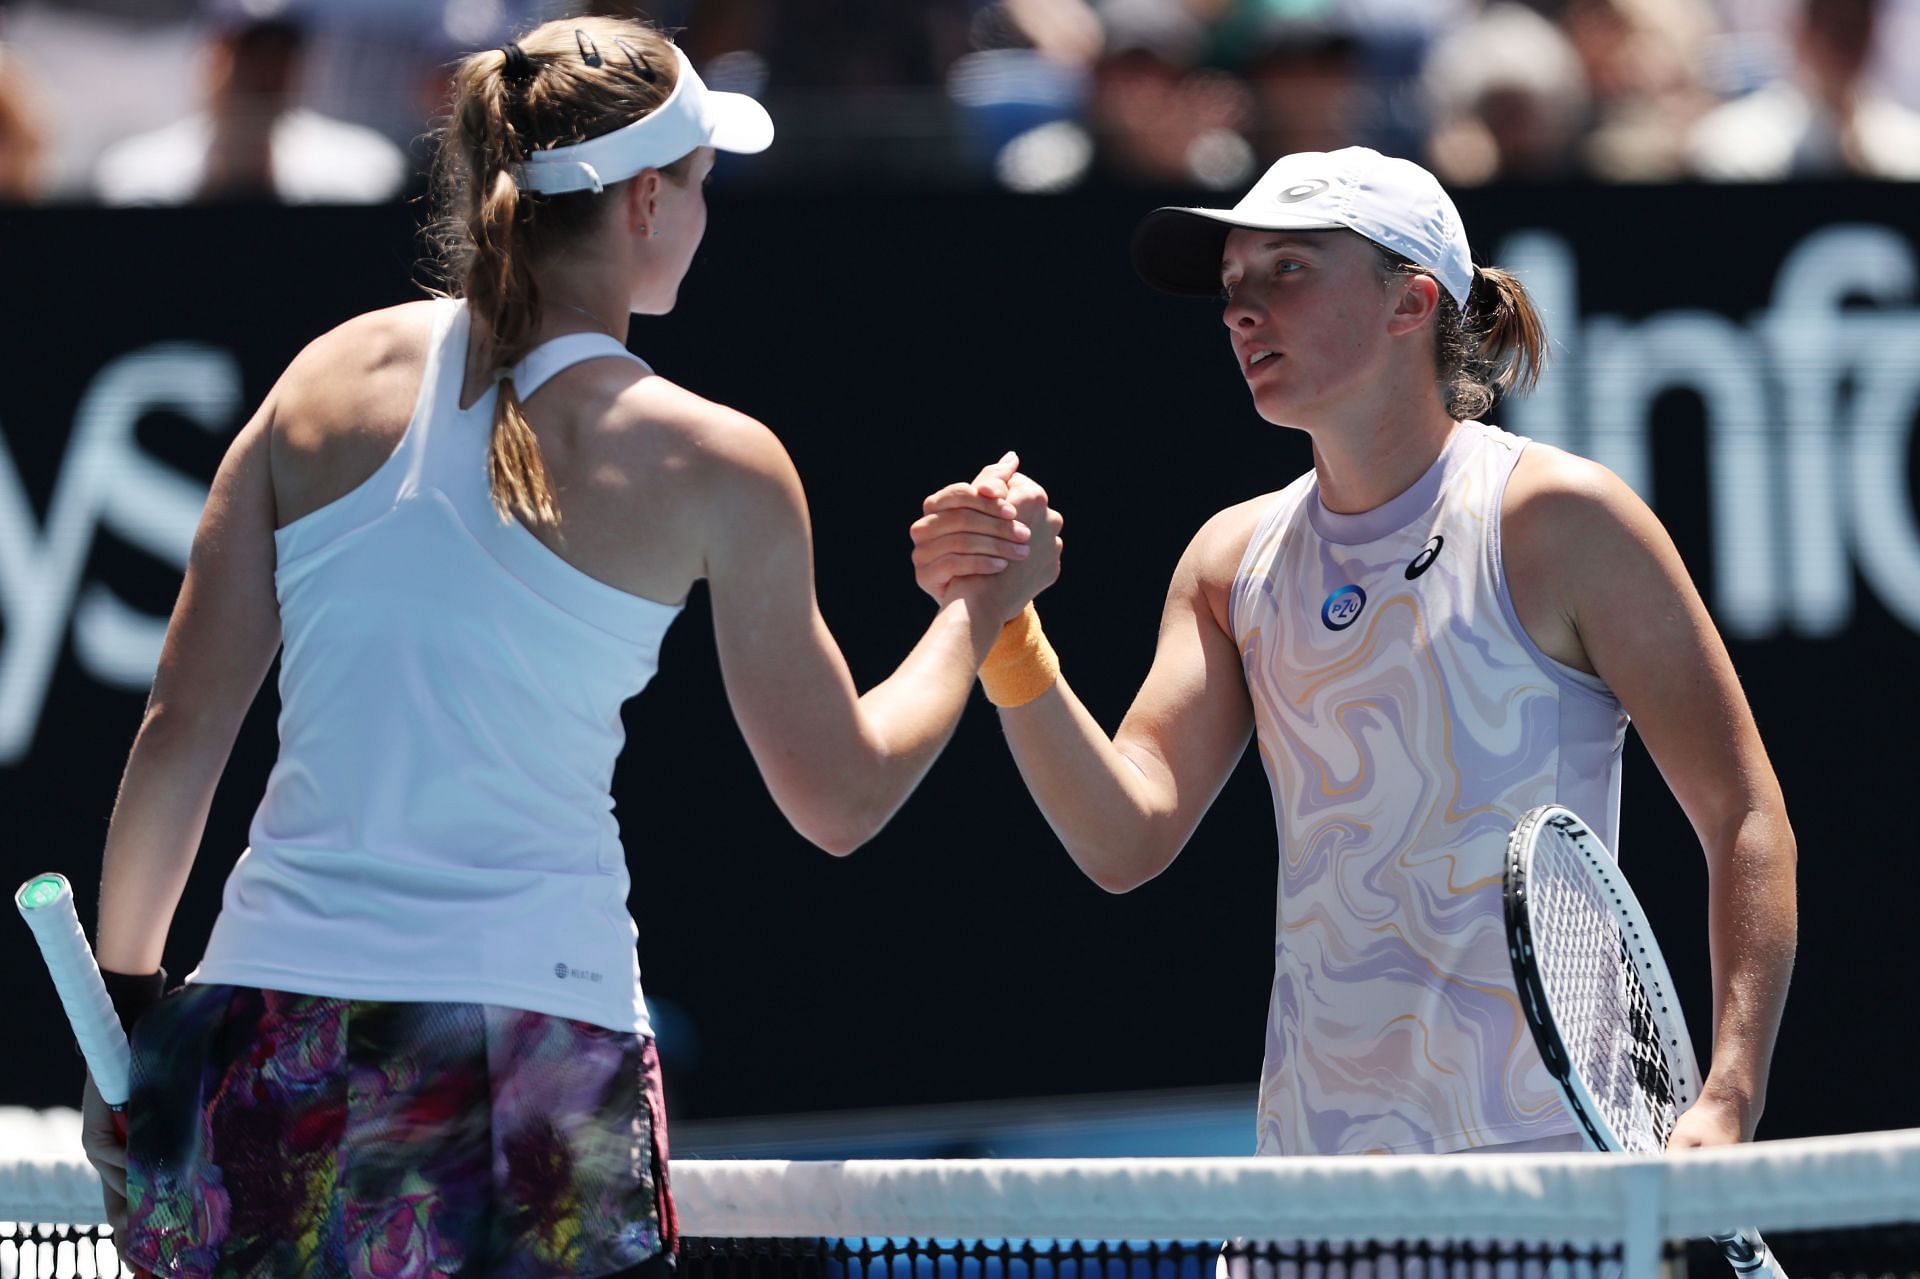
[[514, 44, 773, 196], [1131, 147, 1474, 306]]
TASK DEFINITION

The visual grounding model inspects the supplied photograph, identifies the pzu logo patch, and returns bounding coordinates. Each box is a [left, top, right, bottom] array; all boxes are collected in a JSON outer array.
[[1321, 584, 1366, 631]]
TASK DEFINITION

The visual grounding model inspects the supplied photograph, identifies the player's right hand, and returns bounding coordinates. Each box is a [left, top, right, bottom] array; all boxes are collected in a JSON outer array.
[[911, 453, 1063, 619]]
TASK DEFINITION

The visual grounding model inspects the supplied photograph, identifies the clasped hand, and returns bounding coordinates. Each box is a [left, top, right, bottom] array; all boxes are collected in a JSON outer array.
[[910, 451, 1063, 621]]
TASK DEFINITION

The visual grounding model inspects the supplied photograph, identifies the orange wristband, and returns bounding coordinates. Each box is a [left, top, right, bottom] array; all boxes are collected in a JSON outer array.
[[978, 604, 1060, 708]]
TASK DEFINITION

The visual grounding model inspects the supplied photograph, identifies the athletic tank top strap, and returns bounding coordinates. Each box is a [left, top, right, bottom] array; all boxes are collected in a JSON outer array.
[[417, 301, 652, 443], [512, 331, 651, 399]]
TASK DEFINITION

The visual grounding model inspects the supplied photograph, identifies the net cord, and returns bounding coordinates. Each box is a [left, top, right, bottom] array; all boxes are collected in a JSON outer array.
[[11, 1131, 1920, 1243]]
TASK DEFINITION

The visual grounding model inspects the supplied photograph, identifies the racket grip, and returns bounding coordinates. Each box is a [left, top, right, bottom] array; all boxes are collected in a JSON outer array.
[[16, 873, 135, 1106], [1709, 1228, 1786, 1278]]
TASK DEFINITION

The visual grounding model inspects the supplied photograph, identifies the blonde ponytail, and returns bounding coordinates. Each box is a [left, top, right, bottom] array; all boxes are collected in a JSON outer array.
[[488, 375, 559, 525], [470, 164, 558, 523]]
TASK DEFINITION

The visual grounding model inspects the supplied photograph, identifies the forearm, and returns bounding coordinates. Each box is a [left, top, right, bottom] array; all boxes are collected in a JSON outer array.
[[782, 597, 996, 854], [1699, 805, 1797, 1130], [94, 705, 232, 974], [999, 680, 1178, 892], [858, 594, 999, 760]]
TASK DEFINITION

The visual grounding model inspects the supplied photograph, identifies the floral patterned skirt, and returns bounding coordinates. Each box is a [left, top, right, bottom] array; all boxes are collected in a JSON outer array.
[[123, 984, 676, 1279]]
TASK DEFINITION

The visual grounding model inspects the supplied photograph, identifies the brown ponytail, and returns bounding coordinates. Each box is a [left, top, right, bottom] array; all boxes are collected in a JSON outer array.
[[426, 18, 689, 524], [1465, 265, 1547, 408], [1372, 244, 1550, 421]]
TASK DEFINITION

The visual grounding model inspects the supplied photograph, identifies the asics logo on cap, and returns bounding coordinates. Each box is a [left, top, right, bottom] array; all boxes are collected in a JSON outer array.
[[1276, 180, 1330, 203]]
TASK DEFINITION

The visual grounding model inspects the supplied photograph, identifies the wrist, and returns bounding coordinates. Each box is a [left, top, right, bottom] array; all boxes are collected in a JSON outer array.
[[978, 604, 1059, 708], [99, 967, 168, 1037], [1694, 1077, 1762, 1132]]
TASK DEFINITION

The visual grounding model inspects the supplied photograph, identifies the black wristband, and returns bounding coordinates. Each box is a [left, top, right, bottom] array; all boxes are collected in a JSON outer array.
[[99, 967, 167, 1038]]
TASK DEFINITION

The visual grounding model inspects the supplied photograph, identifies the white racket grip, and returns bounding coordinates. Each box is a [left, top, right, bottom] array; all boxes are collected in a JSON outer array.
[[16, 873, 134, 1106]]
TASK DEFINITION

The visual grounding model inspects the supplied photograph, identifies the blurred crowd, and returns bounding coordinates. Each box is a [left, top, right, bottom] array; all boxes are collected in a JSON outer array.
[[0, 0, 1916, 204]]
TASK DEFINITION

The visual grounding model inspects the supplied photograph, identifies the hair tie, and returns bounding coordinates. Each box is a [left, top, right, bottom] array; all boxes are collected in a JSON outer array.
[[499, 42, 536, 84], [491, 366, 513, 385]]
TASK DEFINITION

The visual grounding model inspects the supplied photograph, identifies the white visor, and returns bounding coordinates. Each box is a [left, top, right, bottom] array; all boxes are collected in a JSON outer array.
[[513, 44, 773, 195]]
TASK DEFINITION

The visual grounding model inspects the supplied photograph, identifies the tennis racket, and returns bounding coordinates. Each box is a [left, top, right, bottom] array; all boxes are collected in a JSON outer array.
[[16, 872, 135, 1107], [1503, 806, 1784, 1278]]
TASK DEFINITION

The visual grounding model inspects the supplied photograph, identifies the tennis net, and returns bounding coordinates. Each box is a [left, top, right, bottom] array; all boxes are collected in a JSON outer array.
[[4, 1128, 1918, 1279]]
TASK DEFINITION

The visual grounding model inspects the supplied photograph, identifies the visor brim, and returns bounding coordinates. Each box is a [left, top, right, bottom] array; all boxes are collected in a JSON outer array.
[[708, 91, 774, 155], [1130, 206, 1347, 296]]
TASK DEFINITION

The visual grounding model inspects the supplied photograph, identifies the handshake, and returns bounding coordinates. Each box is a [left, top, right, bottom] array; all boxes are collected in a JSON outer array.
[[908, 451, 1065, 629]]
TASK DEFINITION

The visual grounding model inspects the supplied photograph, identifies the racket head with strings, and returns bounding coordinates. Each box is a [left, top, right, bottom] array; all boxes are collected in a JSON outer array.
[[1506, 810, 1788, 1278], [16, 871, 134, 1106], [1504, 805, 1700, 1153]]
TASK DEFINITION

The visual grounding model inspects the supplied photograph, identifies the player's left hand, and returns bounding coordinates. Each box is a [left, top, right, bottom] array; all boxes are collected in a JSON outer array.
[[1666, 1089, 1753, 1148], [911, 454, 1036, 602], [80, 1072, 130, 1240]]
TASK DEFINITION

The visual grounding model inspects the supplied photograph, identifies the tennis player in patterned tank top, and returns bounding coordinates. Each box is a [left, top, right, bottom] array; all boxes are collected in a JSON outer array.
[[911, 147, 1796, 1158]]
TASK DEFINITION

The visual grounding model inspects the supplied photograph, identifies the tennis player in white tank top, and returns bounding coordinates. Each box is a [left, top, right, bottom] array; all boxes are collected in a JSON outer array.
[[912, 147, 1795, 1158], [78, 17, 1063, 1275]]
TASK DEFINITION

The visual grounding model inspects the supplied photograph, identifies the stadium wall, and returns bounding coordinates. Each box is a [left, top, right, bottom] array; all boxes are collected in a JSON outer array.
[[0, 183, 1913, 1142]]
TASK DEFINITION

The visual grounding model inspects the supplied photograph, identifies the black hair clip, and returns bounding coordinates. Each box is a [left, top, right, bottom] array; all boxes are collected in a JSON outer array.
[[612, 37, 657, 83], [575, 28, 603, 67], [499, 41, 536, 83]]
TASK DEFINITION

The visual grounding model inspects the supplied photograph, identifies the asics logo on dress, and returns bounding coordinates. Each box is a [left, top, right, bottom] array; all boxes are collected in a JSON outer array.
[[1405, 535, 1444, 580]]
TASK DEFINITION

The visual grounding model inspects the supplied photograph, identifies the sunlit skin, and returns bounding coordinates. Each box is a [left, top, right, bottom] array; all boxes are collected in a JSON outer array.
[[457, 147, 716, 408], [1219, 227, 1458, 516]]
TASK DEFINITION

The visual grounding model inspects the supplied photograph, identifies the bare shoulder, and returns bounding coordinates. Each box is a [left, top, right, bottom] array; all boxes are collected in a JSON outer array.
[[1503, 440, 1685, 672], [1190, 492, 1277, 580], [267, 301, 440, 525], [1504, 440, 1661, 559], [275, 301, 437, 423], [600, 373, 799, 496], [1182, 491, 1282, 632]]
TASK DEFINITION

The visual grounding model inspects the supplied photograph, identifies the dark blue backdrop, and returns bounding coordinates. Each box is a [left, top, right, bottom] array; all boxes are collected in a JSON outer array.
[[1, 182, 1915, 1142]]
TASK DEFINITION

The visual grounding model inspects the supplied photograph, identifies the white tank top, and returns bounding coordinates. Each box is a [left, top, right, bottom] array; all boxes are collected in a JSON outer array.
[[1230, 420, 1628, 1155], [190, 299, 681, 1034]]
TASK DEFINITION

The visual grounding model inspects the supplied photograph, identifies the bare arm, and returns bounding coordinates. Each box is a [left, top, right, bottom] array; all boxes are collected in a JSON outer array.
[[1505, 446, 1796, 1145], [704, 434, 1060, 856], [95, 406, 282, 976], [914, 493, 1259, 891]]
